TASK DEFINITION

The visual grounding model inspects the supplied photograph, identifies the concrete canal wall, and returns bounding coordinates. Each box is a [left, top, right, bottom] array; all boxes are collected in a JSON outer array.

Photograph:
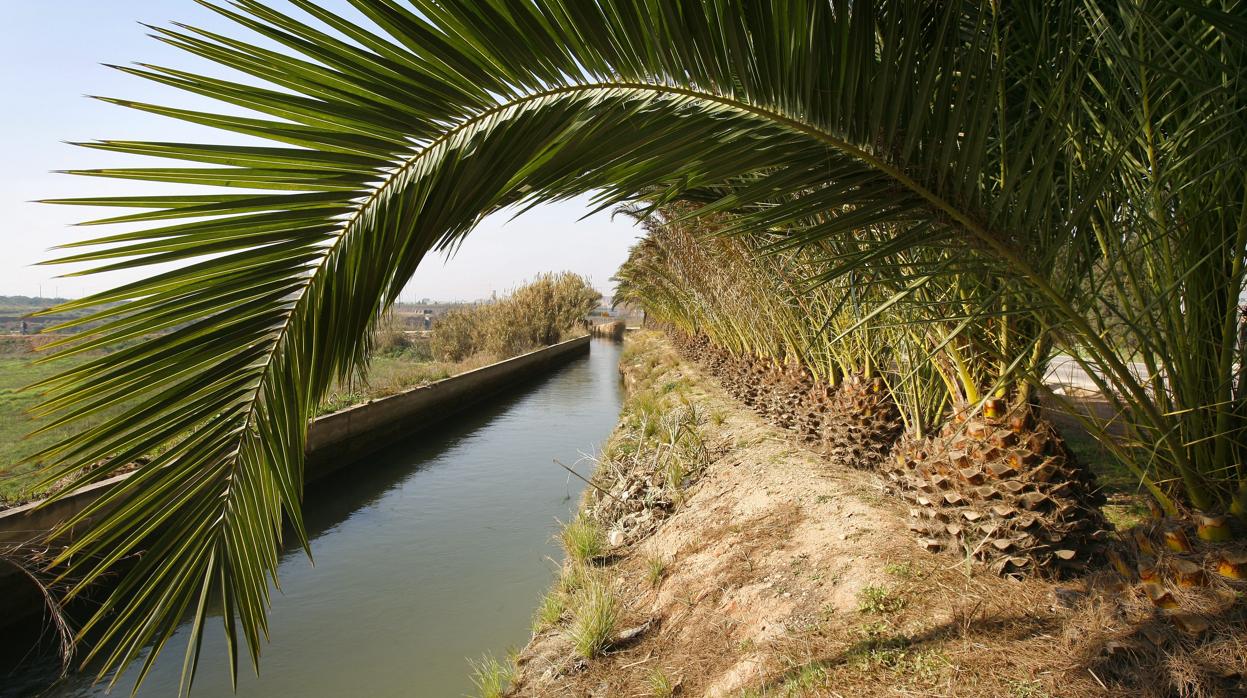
[[0, 335, 590, 625]]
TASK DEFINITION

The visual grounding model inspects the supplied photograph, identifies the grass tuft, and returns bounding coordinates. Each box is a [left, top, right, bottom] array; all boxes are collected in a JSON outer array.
[[558, 561, 590, 594], [568, 575, 620, 659], [645, 554, 669, 588], [467, 652, 513, 698], [532, 589, 566, 633], [560, 516, 605, 564]]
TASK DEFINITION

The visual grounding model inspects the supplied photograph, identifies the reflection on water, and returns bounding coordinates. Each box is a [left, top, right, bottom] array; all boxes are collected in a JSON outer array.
[[4, 339, 624, 698]]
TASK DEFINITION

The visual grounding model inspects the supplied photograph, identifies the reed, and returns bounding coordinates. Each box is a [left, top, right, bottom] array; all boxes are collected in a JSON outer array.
[[430, 272, 600, 362]]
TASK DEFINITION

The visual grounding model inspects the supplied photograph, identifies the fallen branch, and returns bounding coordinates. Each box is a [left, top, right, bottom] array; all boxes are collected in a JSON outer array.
[[553, 459, 625, 504]]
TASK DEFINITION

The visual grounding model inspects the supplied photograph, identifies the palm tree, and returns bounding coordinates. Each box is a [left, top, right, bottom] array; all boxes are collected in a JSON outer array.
[[1053, 1, 1247, 532], [614, 206, 1110, 577], [25, 0, 1243, 691]]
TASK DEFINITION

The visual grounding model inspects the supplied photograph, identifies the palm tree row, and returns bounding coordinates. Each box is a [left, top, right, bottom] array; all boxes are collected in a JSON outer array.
[[21, 0, 1244, 691], [614, 206, 1110, 577]]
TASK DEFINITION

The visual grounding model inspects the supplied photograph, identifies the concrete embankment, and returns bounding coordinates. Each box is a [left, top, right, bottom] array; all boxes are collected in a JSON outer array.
[[0, 335, 589, 626]]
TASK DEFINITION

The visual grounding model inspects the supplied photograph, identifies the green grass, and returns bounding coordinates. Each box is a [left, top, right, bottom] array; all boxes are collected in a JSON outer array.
[[0, 352, 114, 502], [315, 354, 490, 415], [532, 589, 566, 633], [1058, 424, 1150, 529]]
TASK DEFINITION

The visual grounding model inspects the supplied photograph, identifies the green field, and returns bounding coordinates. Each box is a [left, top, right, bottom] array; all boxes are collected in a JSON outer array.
[[0, 343, 496, 504], [0, 353, 95, 502]]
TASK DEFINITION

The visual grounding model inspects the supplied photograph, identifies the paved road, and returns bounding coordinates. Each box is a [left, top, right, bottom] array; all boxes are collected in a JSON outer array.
[[1043, 354, 1151, 394]]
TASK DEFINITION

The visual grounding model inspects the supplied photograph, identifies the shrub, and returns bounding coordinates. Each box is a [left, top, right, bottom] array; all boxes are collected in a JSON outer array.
[[429, 307, 480, 361], [371, 310, 412, 355]]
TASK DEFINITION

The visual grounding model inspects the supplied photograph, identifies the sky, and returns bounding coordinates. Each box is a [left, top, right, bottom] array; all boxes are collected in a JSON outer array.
[[0, 2, 643, 302]]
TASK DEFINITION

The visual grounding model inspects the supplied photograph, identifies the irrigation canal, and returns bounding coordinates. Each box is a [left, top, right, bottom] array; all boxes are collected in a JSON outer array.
[[3, 338, 625, 697]]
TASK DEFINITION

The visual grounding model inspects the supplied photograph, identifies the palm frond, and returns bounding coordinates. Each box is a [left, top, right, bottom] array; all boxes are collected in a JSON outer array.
[[32, 0, 1245, 691]]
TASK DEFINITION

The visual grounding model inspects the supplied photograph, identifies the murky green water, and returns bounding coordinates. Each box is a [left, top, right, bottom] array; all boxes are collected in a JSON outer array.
[[5, 339, 623, 697]]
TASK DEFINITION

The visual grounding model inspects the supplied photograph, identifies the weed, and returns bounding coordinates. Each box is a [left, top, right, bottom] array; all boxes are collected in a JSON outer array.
[[646, 667, 675, 697], [857, 585, 905, 615], [858, 620, 890, 639], [560, 516, 605, 564], [896, 649, 946, 682], [467, 652, 513, 698], [839, 623, 949, 684], [710, 409, 727, 426], [883, 562, 914, 579], [569, 576, 620, 659]]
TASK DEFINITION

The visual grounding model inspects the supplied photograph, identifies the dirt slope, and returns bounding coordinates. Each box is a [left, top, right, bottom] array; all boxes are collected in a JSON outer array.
[[509, 332, 1240, 698]]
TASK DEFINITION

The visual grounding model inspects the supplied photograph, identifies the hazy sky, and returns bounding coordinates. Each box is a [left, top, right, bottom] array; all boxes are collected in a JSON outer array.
[[0, 2, 642, 301]]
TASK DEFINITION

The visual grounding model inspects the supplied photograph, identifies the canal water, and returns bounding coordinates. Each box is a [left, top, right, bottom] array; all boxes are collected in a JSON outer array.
[[5, 338, 624, 697]]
